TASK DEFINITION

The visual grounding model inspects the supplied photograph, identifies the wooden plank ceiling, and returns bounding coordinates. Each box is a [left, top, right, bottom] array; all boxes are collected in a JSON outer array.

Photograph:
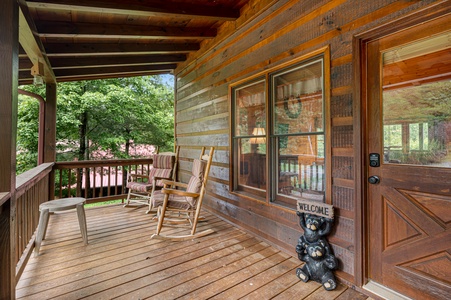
[[18, 0, 250, 85]]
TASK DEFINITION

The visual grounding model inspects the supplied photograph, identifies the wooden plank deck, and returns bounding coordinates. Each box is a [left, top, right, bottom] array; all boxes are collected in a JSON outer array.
[[16, 204, 370, 300]]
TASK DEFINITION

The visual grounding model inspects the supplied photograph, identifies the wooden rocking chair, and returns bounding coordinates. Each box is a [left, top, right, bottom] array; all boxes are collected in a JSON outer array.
[[150, 147, 215, 240], [124, 146, 179, 214]]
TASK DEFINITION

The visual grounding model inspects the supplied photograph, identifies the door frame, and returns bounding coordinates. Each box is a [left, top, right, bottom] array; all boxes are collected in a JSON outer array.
[[353, 0, 451, 290]]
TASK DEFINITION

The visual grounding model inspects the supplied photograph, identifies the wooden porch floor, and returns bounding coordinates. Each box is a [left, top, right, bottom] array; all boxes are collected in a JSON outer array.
[[16, 204, 370, 300]]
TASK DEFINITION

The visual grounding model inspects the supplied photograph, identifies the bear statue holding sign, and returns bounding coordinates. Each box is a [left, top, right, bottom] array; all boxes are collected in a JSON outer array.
[[295, 201, 338, 291]]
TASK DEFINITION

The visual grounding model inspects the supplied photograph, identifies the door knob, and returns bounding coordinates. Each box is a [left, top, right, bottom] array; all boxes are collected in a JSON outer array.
[[368, 175, 380, 184]]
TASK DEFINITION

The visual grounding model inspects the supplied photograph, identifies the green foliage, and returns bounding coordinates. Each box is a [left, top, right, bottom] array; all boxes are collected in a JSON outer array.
[[17, 86, 45, 174], [17, 75, 174, 174]]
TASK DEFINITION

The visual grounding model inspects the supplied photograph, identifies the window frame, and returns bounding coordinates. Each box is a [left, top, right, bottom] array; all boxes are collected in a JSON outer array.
[[229, 47, 331, 208]]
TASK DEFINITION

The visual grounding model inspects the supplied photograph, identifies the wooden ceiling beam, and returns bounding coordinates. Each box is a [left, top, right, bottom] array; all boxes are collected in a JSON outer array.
[[26, 0, 240, 20], [19, 70, 170, 85], [54, 71, 172, 83], [53, 64, 176, 77], [49, 54, 186, 69], [44, 43, 200, 56], [18, 1, 56, 83], [36, 21, 217, 40]]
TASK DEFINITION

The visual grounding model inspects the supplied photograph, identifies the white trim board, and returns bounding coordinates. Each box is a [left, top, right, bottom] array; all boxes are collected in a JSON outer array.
[[363, 280, 413, 300]]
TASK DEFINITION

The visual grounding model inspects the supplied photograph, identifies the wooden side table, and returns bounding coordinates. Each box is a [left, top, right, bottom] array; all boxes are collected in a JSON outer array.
[[34, 197, 88, 256]]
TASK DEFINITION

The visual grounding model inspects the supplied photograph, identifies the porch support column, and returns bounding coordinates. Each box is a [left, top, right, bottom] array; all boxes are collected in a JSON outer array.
[[0, 0, 19, 298], [44, 83, 57, 199], [43, 83, 57, 163]]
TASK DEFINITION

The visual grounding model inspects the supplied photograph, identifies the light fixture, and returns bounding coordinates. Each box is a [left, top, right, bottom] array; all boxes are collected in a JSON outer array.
[[250, 127, 266, 144], [31, 61, 44, 86]]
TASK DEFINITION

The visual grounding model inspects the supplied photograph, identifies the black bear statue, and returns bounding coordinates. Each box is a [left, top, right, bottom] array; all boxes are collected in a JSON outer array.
[[295, 211, 338, 291]]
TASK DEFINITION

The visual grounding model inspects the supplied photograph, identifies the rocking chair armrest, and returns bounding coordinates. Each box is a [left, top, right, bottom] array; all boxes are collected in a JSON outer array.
[[160, 180, 188, 189], [161, 188, 200, 198]]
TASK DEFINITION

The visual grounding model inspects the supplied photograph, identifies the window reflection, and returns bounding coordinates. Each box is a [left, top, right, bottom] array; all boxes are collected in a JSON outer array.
[[382, 33, 451, 167], [234, 79, 267, 191], [272, 59, 325, 202]]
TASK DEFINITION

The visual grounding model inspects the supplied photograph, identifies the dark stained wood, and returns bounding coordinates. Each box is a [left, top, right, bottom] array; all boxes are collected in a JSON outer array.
[[26, 0, 241, 20], [173, 0, 449, 293], [15, 204, 368, 299], [0, 0, 19, 298], [44, 43, 200, 56], [54, 64, 177, 78], [49, 54, 186, 69], [53, 158, 153, 203], [18, 0, 251, 82], [14, 164, 52, 284], [0, 200, 12, 299], [43, 83, 57, 163], [365, 14, 451, 300], [36, 21, 217, 39], [12, 0, 451, 298]]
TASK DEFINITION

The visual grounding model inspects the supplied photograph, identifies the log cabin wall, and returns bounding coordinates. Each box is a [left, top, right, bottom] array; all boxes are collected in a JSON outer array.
[[173, 0, 443, 286]]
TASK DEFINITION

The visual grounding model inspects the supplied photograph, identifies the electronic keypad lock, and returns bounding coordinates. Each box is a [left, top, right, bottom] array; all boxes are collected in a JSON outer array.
[[369, 153, 380, 167]]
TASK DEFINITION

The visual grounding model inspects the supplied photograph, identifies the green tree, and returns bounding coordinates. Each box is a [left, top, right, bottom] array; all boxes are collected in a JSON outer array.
[[17, 92, 42, 174], [17, 75, 174, 174]]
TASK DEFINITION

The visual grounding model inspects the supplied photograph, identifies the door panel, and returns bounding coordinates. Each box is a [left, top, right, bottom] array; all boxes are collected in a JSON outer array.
[[366, 16, 451, 300]]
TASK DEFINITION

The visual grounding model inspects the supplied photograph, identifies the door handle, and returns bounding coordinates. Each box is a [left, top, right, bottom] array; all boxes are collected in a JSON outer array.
[[368, 175, 380, 184]]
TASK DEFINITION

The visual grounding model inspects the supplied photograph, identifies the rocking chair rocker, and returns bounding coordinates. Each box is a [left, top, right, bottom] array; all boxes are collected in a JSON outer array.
[[150, 146, 215, 241]]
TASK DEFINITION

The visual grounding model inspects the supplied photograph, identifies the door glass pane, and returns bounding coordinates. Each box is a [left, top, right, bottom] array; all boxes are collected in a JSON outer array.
[[382, 33, 451, 167]]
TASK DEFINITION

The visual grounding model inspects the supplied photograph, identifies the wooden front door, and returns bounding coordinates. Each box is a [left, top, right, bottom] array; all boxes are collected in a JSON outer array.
[[365, 15, 451, 300]]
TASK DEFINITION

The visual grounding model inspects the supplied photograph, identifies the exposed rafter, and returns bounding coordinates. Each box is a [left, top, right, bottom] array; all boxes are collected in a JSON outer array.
[[18, 0, 249, 83], [44, 43, 200, 56], [49, 54, 187, 69], [26, 0, 240, 20], [18, 2, 55, 84], [35, 21, 217, 40]]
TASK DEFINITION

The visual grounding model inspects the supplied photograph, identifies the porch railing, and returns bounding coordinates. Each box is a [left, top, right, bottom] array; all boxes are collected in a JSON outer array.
[[13, 158, 153, 285], [15, 162, 53, 281], [52, 158, 153, 204]]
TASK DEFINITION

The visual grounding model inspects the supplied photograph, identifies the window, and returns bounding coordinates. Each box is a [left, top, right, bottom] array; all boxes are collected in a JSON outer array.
[[382, 32, 451, 167], [231, 52, 329, 207], [232, 79, 267, 197]]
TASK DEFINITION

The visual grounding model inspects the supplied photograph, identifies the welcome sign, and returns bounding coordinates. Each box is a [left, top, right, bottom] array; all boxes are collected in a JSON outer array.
[[297, 199, 334, 219]]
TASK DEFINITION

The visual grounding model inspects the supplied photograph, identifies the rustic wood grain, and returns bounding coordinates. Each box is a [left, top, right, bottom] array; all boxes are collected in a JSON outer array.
[[16, 204, 367, 299]]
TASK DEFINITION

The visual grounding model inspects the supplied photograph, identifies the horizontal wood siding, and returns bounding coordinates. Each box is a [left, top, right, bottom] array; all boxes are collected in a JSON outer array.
[[174, 0, 441, 285]]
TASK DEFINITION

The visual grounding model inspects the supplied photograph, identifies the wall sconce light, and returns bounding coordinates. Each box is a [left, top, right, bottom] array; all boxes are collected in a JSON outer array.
[[31, 61, 44, 86], [250, 127, 266, 144]]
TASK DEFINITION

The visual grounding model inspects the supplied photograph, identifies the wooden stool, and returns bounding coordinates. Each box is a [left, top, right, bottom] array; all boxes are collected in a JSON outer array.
[[34, 197, 88, 256]]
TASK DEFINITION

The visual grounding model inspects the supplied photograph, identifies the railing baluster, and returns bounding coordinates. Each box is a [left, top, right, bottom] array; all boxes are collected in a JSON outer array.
[[115, 166, 118, 195], [84, 167, 88, 198], [92, 166, 96, 199], [58, 169, 63, 198], [100, 166, 103, 197], [50, 158, 152, 204], [107, 166, 111, 197]]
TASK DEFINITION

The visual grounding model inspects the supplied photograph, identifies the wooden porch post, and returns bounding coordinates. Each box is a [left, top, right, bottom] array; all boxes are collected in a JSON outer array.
[[0, 0, 19, 298], [44, 83, 57, 199], [43, 83, 57, 163]]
